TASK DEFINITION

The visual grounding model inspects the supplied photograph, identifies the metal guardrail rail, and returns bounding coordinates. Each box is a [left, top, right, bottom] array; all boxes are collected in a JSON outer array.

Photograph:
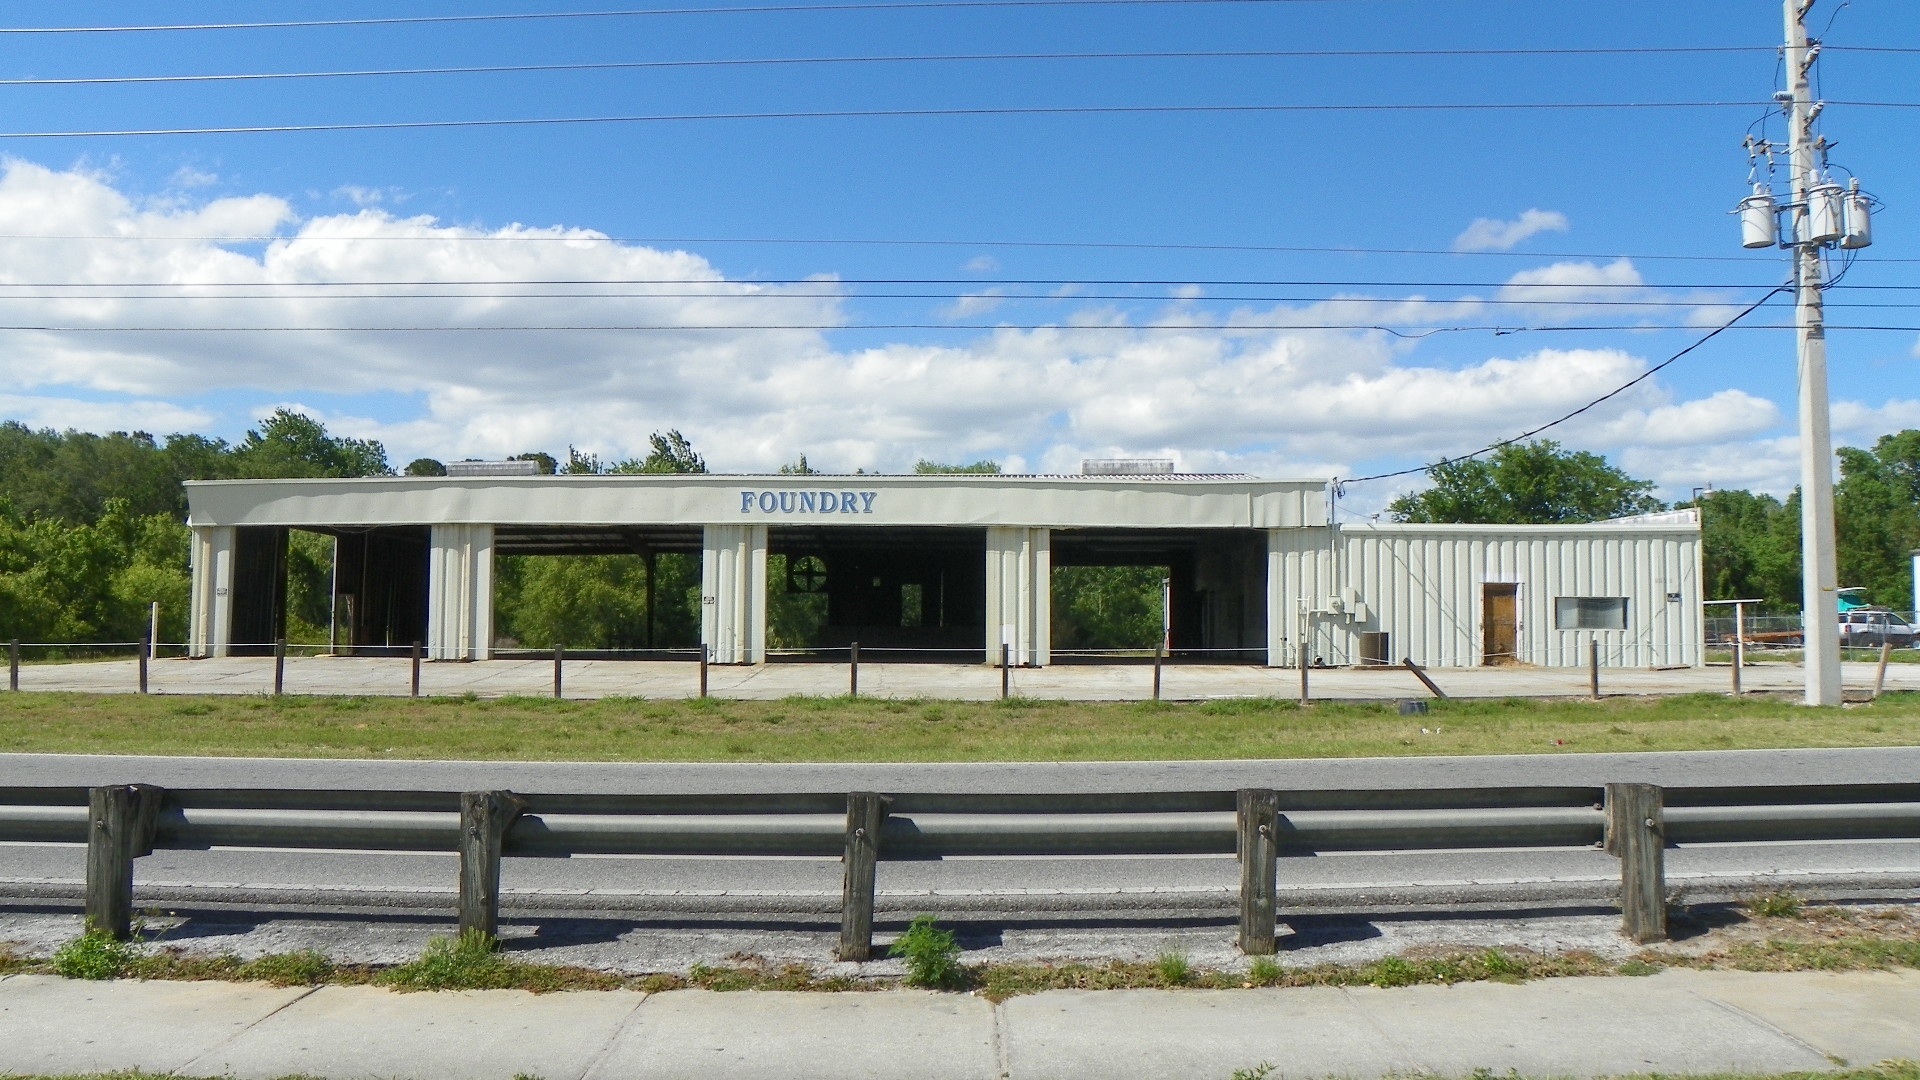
[[3, 782, 1918, 956]]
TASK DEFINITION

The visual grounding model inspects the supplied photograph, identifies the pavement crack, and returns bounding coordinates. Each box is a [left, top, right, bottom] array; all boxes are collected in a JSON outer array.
[[992, 998, 1011, 1080], [577, 990, 650, 1080], [176, 983, 321, 1076], [1693, 987, 1835, 1063]]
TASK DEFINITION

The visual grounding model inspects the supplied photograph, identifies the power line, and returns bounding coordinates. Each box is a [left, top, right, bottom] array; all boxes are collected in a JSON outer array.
[[0, 46, 1785, 87], [0, 276, 1820, 288], [0, 234, 1818, 264], [6, 100, 1862, 140], [1337, 286, 1792, 488], [11, 292, 1906, 307], [0, 1, 1381, 35], [2, 320, 1910, 333]]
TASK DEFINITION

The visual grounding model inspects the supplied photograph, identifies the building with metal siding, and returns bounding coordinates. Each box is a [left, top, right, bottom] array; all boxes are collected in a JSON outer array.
[[1268, 517, 1702, 670], [182, 474, 1701, 669]]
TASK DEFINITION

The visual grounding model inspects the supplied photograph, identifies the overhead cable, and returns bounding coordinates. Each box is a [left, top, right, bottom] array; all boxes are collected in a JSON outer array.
[[8, 100, 1877, 140], [0, 1, 1390, 35], [0, 46, 1785, 87], [1336, 285, 1793, 489]]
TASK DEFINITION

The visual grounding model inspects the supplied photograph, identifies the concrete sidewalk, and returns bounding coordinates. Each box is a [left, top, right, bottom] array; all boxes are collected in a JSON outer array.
[[14, 654, 1919, 701], [3, 969, 1917, 1080]]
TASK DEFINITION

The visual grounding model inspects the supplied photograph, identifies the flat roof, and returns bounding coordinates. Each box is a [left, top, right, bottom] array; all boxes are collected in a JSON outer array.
[[184, 473, 1332, 530]]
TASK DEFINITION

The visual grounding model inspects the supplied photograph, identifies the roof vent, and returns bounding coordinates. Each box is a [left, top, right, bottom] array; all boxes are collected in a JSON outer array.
[[1081, 458, 1176, 476], [446, 460, 541, 477]]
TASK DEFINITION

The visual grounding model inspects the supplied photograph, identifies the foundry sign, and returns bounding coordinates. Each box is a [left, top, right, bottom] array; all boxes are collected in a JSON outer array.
[[740, 489, 878, 514]]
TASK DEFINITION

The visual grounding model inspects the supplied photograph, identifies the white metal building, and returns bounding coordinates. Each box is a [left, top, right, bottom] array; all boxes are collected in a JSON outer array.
[[183, 472, 1701, 669]]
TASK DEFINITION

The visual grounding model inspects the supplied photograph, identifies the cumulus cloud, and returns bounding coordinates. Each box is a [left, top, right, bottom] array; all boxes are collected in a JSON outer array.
[[0, 393, 215, 436], [1453, 209, 1570, 252], [0, 158, 1892, 499]]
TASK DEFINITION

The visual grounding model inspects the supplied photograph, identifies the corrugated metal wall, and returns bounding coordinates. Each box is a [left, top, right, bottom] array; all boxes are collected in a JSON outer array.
[[1269, 523, 1702, 669]]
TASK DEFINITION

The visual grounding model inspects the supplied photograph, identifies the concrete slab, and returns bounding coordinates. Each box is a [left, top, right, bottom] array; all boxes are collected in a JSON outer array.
[[0, 973, 314, 1076], [1688, 967, 1920, 1067], [998, 987, 1413, 1080], [183, 983, 647, 1080], [18, 654, 1917, 701], [1344, 973, 1836, 1076], [588, 989, 998, 1080]]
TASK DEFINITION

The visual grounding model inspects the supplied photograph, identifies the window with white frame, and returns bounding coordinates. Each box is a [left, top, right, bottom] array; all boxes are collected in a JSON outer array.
[[1555, 596, 1628, 631]]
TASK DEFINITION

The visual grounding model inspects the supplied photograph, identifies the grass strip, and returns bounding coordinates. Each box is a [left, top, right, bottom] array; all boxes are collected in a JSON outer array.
[[7, 899, 1916, 1001], [1, 690, 1917, 762]]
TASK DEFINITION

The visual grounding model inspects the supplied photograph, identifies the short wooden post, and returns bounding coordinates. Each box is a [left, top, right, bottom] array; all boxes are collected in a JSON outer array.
[[7, 639, 16, 691], [1874, 641, 1893, 699], [138, 635, 149, 695], [457, 790, 527, 941], [1298, 606, 1310, 704], [1588, 639, 1601, 700], [552, 644, 563, 699], [149, 602, 160, 661], [838, 791, 889, 961], [410, 641, 422, 698], [1000, 643, 1011, 699], [1152, 642, 1164, 701], [1607, 782, 1667, 944], [273, 638, 287, 696], [1402, 658, 1448, 699], [850, 640, 860, 698], [86, 784, 162, 939], [699, 644, 709, 698], [1236, 788, 1280, 955]]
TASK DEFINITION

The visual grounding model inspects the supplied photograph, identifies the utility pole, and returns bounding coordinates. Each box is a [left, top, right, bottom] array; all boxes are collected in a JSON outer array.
[[1783, 0, 1841, 707]]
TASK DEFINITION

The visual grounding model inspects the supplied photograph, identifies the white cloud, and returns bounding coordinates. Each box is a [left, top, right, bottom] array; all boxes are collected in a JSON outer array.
[[0, 158, 1902, 498], [962, 254, 999, 273], [1834, 398, 1920, 441], [940, 289, 1006, 318], [1453, 209, 1570, 252], [0, 393, 214, 435]]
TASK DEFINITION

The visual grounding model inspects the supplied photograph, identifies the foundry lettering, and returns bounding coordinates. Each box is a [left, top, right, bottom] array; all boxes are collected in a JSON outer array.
[[739, 489, 877, 514]]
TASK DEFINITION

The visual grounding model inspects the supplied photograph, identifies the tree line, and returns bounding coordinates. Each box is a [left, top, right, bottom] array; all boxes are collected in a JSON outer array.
[[2, 414, 1913, 655]]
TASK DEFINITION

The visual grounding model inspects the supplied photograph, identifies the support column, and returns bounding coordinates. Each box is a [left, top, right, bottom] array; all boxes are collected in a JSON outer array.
[[702, 524, 768, 664], [427, 525, 495, 661], [188, 526, 236, 658], [985, 526, 1049, 666]]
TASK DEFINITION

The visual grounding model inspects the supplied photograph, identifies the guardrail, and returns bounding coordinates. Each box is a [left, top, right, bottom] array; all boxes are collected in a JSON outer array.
[[4, 783, 1918, 958]]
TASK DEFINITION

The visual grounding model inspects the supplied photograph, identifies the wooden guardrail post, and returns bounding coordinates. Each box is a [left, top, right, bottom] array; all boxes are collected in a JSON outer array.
[[410, 641, 422, 698], [273, 638, 287, 696], [138, 635, 149, 695], [552, 644, 564, 699], [1000, 643, 1011, 699], [1236, 788, 1281, 955], [458, 790, 528, 940], [1874, 642, 1893, 699], [86, 784, 163, 939], [8, 639, 16, 691], [1152, 642, 1164, 701], [838, 791, 890, 961], [1606, 782, 1667, 943], [850, 641, 860, 698]]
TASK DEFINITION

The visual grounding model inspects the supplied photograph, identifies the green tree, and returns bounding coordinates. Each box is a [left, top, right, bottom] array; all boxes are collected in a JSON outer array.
[[1688, 488, 1802, 610], [610, 430, 707, 475], [778, 454, 817, 475], [230, 409, 391, 478], [511, 451, 558, 475], [1051, 566, 1165, 650], [404, 458, 447, 476], [1835, 429, 1920, 610], [1387, 440, 1664, 525], [914, 458, 1000, 474]]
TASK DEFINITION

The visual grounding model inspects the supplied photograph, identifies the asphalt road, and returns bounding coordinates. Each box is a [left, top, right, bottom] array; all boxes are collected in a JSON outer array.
[[3, 748, 1918, 917]]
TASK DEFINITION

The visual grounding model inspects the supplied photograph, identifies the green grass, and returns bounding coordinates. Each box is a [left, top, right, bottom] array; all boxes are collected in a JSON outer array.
[[0, 690, 1916, 762]]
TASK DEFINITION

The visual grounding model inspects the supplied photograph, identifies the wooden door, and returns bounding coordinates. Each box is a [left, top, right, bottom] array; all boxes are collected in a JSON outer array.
[[1482, 583, 1519, 665]]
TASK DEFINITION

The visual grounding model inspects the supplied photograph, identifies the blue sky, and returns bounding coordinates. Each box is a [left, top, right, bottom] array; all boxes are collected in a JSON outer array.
[[0, 0, 1914, 510]]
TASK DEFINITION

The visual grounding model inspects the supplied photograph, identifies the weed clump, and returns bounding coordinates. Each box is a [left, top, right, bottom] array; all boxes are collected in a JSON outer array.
[[52, 927, 143, 980], [889, 915, 965, 989], [1749, 889, 1806, 919], [1154, 951, 1192, 986]]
